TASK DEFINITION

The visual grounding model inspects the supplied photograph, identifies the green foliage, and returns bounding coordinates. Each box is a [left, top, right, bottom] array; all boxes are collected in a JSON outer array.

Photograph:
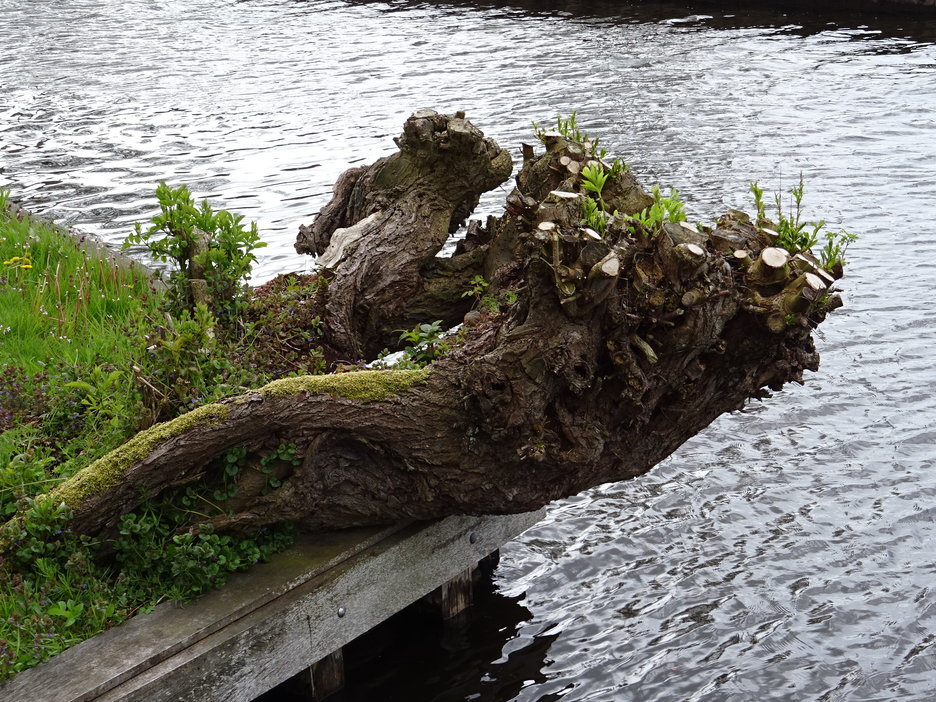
[[529, 115, 632, 240], [629, 185, 687, 233], [124, 182, 265, 325], [771, 174, 822, 255], [819, 229, 857, 272], [461, 275, 489, 300], [750, 181, 767, 223], [480, 295, 500, 313], [532, 111, 608, 159], [46, 599, 85, 628], [751, 175, 855, 267], [113, 498, 295, 601], [460, 275, 501, 313], [214, 446, 247, 501], [397, 321, 449, 368], [259, 442, 301, 494], [63, 365, 132, 435], [608, 158, 628, 178], [0, 486, 296, 678], [0, 497, 124, 679], [0, 362, 146, 516], [581, 196, 608, 236], [581, 162, 610, 200], [0, 426, 55, 518], [132, 304, 265, 421], [580, 161, 613, 235], [4, 497, 74, 571]]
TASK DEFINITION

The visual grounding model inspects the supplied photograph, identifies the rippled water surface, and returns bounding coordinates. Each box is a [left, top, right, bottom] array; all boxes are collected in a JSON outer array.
[[3, 0, 936, 699]]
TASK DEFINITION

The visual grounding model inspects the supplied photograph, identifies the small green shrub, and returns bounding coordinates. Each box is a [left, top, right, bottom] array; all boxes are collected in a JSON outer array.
[[581, 162, 610, 202], [581, 196, 607, 235], [113, 493, 295, 601], [0, 426, 55, 518], [132, 304, 265, 420], [259, 442, 301, 494], [750, 180, 767, 223], [124, 183, 265, 325], [114, 501, 294, 601], [461, 275, 490, 301], [772, 174, 822, 255]]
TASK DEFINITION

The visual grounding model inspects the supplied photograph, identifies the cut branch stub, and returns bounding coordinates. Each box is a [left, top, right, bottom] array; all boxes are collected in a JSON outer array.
[[732, 249, 753, 268], [784, 272, 828, 315], [748, 246, 791, 287]]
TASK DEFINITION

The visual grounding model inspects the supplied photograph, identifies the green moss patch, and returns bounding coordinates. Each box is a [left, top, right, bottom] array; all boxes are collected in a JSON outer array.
[[259, 369, 431, 401], [50, 403, 230, 510]]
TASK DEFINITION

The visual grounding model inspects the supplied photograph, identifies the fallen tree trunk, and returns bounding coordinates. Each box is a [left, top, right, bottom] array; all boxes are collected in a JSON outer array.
[[3, 110, 842, 541]]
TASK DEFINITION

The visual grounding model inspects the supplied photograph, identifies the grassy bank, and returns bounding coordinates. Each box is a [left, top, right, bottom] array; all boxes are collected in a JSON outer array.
[[0, 191, 307, 680], [0, 191, 165, 508]]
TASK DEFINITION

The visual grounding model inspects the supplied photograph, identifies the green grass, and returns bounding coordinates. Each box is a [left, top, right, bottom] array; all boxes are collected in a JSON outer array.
[[0, 191, 158, 372], [0, 191, 296, 681]]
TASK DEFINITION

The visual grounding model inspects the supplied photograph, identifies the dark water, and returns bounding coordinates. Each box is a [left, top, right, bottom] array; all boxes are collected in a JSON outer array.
[[3, 0, 936, 699]]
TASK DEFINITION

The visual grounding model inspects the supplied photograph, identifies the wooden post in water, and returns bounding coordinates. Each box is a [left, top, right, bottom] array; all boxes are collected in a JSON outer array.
[[425, 567, 475, 619], [279, 649, 345, 701]]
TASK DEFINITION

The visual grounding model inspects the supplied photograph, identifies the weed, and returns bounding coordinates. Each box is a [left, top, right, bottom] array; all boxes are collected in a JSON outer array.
[[258, 442, 301, 494], [132, 304, 266, 421], [608, 158, 629, 179], [460, 275, 502, 314], [214, 446, 247, 501], [772, 174, 822, 254], [581, 196, 608, 235], [750, 181, 767, 223], [581, 163, 610, 202], [113, 498, 295, 601]]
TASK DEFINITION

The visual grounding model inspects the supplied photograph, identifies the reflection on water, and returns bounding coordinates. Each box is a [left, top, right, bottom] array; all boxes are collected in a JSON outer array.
[[3, 0, 936, 698]]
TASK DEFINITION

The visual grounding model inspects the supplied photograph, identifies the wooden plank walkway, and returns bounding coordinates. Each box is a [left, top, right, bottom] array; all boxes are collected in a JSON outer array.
[[1, 512, 542, 702]]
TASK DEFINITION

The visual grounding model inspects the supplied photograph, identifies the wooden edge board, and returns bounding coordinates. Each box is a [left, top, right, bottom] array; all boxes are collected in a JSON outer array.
[[2, 512, 543, 702], [0, 524, 401, 701]]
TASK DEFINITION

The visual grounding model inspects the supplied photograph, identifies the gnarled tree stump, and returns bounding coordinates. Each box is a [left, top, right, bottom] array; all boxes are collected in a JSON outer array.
[[2, 110, 842, 542]]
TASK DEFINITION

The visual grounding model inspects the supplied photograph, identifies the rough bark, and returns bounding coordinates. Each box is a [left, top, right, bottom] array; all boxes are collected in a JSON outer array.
[[296, 109, 513, 359], [3, 110, 842, 541]]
